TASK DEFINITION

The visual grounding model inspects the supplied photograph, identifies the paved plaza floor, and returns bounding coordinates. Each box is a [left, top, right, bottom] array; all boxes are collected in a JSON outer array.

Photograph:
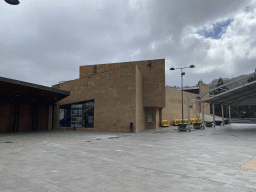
[[1, 124, 256, 192]]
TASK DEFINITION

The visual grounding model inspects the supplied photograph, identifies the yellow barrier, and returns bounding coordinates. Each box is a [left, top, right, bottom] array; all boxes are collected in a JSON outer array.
[[175, 118, 202, 125], [175, 119, 190, 125], [161, 120, 169, 127], [195, 118, 202, 123], [190, 118, 196, 124], [174, 119, 182, 125]]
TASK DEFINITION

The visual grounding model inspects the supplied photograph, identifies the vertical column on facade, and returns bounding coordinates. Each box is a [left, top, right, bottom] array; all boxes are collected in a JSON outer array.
[[202, 101, 205, 129], [221, 105, 224, 126], [159, 108, 162, 127], [13, 102, 20, 132], [48, 105, 53, 130], [212, 103, 215, 127], [32, 102, 38, 131], [228, 105, 231, 123], [52, 104, 55, 129], [187, 98, 191, 129], [35, 104, 38, 131]]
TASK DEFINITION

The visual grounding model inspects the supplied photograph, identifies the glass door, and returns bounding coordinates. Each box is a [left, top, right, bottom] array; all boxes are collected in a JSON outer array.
[[71, 104, 82, 127]]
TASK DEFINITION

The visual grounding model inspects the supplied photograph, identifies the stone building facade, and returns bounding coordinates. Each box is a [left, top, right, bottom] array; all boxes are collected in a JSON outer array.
[[53, 59, 209, 132]]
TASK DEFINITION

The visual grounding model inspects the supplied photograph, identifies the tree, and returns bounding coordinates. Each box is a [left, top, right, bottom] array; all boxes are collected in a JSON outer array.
[[210, 77, 230, 117], [214, 77, 228, 95], [247, 74, 256, 83]]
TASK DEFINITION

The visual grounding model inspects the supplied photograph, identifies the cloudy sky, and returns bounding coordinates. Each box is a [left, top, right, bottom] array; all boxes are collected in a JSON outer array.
[[1, 0, 255, 87]]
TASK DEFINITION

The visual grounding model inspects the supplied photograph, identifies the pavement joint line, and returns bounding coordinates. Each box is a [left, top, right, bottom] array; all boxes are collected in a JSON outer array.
[[3, 167, 75, 192], [133, 165, 256, 190], [39, 178, 75, 192]]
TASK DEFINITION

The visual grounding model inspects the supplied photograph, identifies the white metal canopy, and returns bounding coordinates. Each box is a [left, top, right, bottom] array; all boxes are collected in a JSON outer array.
[[203, 80, 256, 105], [186, 71, 256, 129]]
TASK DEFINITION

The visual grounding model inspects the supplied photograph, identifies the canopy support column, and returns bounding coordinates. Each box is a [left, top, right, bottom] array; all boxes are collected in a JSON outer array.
[[221, 105, 224, 126], [188, 99, 191, 130], [228, 105, 231, 123], [202, 101, 205, 129], [212, 103, 215, 127]]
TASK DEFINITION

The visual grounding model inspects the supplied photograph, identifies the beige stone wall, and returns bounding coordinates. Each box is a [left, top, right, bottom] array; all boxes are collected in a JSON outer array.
[[54, 59, 165, 132], [54, 64, 137, 132], [136, 59, 165, 108], [79, 59, 165, 108], [135, 64, 145, 132], [79, 63, 130, 78], [198, 81, 210, 115], [162, 87, 200, 125]]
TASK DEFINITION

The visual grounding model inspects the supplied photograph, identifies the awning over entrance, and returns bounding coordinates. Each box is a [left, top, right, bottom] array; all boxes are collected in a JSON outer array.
[[0, 76, 70, 103], [0, 76, 70, 133]]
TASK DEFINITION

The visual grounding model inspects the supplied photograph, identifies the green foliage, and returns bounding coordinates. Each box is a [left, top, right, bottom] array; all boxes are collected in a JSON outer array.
[[247, 75, 256, 83], [213, 77, 229, 95]]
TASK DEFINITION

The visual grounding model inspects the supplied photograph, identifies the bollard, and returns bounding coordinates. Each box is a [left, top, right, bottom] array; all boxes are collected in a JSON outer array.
[[130, 123, 133, 133]]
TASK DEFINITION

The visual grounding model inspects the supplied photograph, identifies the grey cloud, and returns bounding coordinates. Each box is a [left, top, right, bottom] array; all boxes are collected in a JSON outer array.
[[0, 0, 255, 87]]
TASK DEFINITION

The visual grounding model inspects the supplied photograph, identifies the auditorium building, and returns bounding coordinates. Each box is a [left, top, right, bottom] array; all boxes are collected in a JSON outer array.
[[52, 59, 210, 132]]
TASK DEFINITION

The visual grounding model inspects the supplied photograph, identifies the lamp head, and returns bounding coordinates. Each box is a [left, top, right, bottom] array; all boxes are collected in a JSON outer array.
[[170, 67, 175, 70], [189, 65, 195, 68], [4, 0, 19, 5]]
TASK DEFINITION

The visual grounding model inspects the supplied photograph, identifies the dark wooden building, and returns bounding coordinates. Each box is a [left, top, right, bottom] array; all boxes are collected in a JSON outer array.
[[0, 77, 69, 133]]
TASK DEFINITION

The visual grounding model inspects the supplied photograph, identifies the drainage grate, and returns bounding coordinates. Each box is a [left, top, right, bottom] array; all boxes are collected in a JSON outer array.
[[3, 141, 13, 143]]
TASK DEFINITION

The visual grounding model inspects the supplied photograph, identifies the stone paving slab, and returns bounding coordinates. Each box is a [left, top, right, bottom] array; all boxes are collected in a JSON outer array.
[[239, 156, 256, 173], [1, 124, 256, 191]]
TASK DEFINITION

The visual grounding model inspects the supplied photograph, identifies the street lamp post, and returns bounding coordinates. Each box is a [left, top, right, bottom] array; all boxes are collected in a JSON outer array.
[[170, 65, 195, 130], [4, 0, 20, 5]]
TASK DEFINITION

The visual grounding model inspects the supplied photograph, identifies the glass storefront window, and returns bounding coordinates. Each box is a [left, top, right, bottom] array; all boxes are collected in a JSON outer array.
[[59, 99, 94, 128]]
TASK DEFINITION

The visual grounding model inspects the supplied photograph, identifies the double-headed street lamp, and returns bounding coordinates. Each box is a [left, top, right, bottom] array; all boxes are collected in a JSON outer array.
[[4, 0, 20, 5], [170, 65, 195, 130]]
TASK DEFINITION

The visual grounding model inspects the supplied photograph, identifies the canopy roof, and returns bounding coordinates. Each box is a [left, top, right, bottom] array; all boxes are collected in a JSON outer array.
[[0, 76, 70, 104], [187, 71, 256, 106], [203, 80, 256, 105]]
